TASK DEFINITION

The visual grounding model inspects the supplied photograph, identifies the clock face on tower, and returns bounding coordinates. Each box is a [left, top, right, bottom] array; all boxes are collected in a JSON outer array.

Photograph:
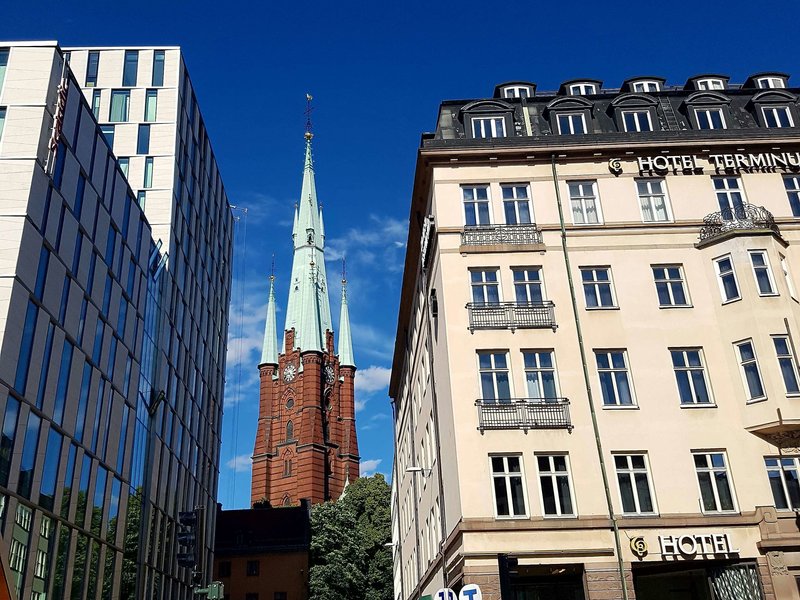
[[324, 365, 336, 384], [283, 363, 297, 383]]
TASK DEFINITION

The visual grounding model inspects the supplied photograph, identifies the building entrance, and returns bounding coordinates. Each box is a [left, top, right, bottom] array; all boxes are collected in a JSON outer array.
[[633, 562, 763, 600], [508, 564, 585, 600]]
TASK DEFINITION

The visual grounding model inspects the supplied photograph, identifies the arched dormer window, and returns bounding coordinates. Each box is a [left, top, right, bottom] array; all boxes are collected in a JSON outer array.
[[286, 420, 294, 441], [610, 93, 659, 133], [460, 100, 515, 139], [560, 79, 602, 96], [544, 96, 593, 135], [494, 81, 536, 99], [744, 72, 789, 89], [750, 90, 798, 129], [683, 91, 732, 130], [685, 74, 730, 91]]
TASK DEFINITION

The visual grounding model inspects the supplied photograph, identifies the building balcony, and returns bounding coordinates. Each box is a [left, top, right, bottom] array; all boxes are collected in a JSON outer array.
[[476, 398, 573, 432], [467, 301, 556, 332], [698, 203, 782, 245], [460, 224, 544, 252]]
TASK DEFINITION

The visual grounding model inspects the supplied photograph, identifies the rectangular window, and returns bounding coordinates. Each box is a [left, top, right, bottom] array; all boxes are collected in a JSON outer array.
[[773, 336, 800, 394], [736, 340, 766, 401], [523, 351, 557, 399], [0, 108, 5, 142], [636, 179, 671, 222], [695, 108, 726, 130], [118, 157, 129, 178], [85, 51, 99, 87], [749, 250, 777, 295], [614, 454, 655, 514], [622, 110, 653, 132], [122, 50, 138, 86], [137, 124, 150, 154], [557, 112, 586, 135], [568, 181, 601, 224], [652, 265, 689, 306], [569, 83, 596, 95], [763, 106, 794, 128], [697, 79, 724, 90], [152, 50, 165, 86], [478, 351, 511, 401], [512, 268, 543, 303], [536, 455, 574, 516], [596, 351, 634, 406], [137, 190, 146, 208], [0, 49, 8, 94], [491, 455, 527, 517], [462, 185, 490, 226], [109, 91, 130, 122], [246, 560, 260, 576], [694, 453, 736, 513], [785, 176, 800, 217], [581, 267, 615, 308], [470, 269, 499, 304], [39, 428, 63, 511], [18, 413, 41, 498], [713, 177, 746, 219], [765, 457, 800, 510], [632, 81, 661, 92], [14, 301, 38, 395], [100, 125, 114, 149], [501, 184, 531, 224], [714, 256, 740, 302], [144, 89, 158, 122], [91, 90, 101, 119], [471, 116, 505, 138], [671, 349, 712, 405], [0, 398, 20, 487], [757, 77, 785, 89], [53, 340, 74, 425], [143, 157, 154, 188]]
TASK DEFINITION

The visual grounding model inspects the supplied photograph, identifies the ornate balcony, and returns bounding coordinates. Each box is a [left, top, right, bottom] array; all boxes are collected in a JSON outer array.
[[476, 398, 573, 432], [467, 301, 556, 332], [698, 203, 781, 244], [461, 224, 543, 250]]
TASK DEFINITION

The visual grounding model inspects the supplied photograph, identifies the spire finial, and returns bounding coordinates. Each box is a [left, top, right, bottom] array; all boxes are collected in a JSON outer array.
[[341, 258, 347, 285], [305, 93, 314, 141], [270, 253, 275, 282]]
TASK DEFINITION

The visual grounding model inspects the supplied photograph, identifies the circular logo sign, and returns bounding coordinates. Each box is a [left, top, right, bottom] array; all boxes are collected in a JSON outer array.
[[435, 589, 456, 600], [630, 536, 648, 559], [460, 584, 483, 600]]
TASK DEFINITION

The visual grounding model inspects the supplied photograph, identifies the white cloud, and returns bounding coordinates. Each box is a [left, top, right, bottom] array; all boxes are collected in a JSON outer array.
[[355, 365, 391, 393], [226, 454, 252, 473], [325, 214, 407, 273], [360, 458, 382, 476]]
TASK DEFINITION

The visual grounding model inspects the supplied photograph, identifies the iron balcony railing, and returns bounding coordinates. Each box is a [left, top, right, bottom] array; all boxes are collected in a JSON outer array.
[[698, 203, 780, 243], [476, 398, 573, 432], [467, 301, 556, 332], [461, 223, 543, 247]]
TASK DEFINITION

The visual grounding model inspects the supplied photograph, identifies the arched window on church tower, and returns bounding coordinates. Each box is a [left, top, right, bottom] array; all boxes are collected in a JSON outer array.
[[286, 420, 294, 441]]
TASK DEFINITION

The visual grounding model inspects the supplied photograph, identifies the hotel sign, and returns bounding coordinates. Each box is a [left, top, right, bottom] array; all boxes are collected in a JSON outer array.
[[609, 151, 800, 175], [659, 533, 739, 559]]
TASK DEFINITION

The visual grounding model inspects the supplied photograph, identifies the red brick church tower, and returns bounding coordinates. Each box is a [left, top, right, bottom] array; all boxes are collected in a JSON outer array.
[[251, 127, 359, 507]]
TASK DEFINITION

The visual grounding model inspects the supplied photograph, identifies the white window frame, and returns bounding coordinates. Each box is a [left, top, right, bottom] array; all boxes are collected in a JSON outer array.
[[695, 107, 727, 130], [512, 267, 544, 304], [569, 83, 597, 95], [652, 264, 690, 307], [490, 454, 529, 518], [784, 175, 800, 217], [568, 180, 603, 225], [670, 348, 713, 406], [503, 86, 531, 99], [632, 80, 661, 93], [500, 183, 533, 224], [469, 268, 501, 304], [735, 339, 767, 402], [523, 350, 559, 400], [462, 185, 492, 226], [472, 116, 506, 139], [781, 254, 798, 300], [581, 267, 617, 309], [535, 454, 576, 517], [762, 106, 794, 128], [772, 335, 800, 395], [748, 250, 778, 296], [557, 112, 587, 135], [613, 453, 657, 515], [757, 77, 786, 89], [714, 255, 741, 303], [477, 351, 512, 401], [595, 350, 636, 407], [692, 452, 738, 514], [621, 109, 653, 132], [696, 78, 725, 90], [636, 179, 672, 222], [713, 176, 746, 217], [766, 457, 800, 510]]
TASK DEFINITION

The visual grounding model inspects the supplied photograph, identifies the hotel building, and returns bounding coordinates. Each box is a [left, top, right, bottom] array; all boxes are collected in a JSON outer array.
[[390, 73, 800, 600], [0, 41, 232, 599]]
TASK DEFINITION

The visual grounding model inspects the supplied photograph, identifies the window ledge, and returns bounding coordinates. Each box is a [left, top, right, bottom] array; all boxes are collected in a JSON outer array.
[[746, 397, 768, 405], [679, 403, 717, 409], [786, 393, 800, 398], [585, 306, 620, 311], [658, 304, 693, 309], [721, 297, 742, 306], [542, 514, 578, 520], [620, 512, 659, 518], [700, 510, 740, 516], [757, 293, 780, 298], [602, 404, 639, 410]]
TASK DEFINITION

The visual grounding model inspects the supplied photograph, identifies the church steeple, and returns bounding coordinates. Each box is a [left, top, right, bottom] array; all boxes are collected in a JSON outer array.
[[260, 273, 279, 365], [338, 267, 355, 368]]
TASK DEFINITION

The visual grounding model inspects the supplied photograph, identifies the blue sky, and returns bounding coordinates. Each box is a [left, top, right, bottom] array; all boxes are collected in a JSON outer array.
[[3, 0, 798, 508]]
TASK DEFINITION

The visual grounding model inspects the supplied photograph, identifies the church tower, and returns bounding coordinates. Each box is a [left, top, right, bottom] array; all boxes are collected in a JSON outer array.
[[251, 124, 360, 507]]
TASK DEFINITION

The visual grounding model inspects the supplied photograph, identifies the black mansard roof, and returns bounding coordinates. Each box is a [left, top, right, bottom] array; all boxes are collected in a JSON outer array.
[[426, 73, 798, 150]]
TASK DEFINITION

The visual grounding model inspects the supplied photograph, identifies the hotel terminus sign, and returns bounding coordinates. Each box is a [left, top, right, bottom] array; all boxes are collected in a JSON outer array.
[[608, 151, 800, 176]]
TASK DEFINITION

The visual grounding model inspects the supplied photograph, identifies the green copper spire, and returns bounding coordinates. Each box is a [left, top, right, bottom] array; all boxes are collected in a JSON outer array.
[[338, 272, 355, 368], [284, 129, 333, 353], [261, 274, 279, 365]]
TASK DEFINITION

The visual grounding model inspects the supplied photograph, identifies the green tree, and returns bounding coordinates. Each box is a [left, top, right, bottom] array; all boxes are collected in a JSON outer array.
[[309, 474, 393, 600]]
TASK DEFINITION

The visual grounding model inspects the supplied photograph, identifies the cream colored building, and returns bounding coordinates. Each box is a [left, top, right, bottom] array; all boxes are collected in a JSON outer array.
[[390, 74, 800, 600]]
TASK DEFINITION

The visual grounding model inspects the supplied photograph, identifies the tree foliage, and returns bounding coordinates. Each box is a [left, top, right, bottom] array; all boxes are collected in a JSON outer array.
[[310, 474, 393, 600]]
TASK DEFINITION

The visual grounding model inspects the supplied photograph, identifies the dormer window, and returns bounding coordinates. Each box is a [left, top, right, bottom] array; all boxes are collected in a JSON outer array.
[[750, 89, 798, 129], [557, 113, 587, 135], [758, 77, 785, 89], [631, 80, 661, 93], [695, 108, 726, 129], [569, 83, 597, 95], [503, 86, 531, 99], [684, 91, 731, 130], [762, 106, 794, 128], [472, 116, 506, 138], [621, 110, 653, 132], [696, 78, 725, 90]]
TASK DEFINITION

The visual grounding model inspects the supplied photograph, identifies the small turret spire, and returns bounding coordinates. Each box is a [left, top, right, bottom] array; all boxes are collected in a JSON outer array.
[[261, 268, 279, 365], [338, 259, 355, 368]]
